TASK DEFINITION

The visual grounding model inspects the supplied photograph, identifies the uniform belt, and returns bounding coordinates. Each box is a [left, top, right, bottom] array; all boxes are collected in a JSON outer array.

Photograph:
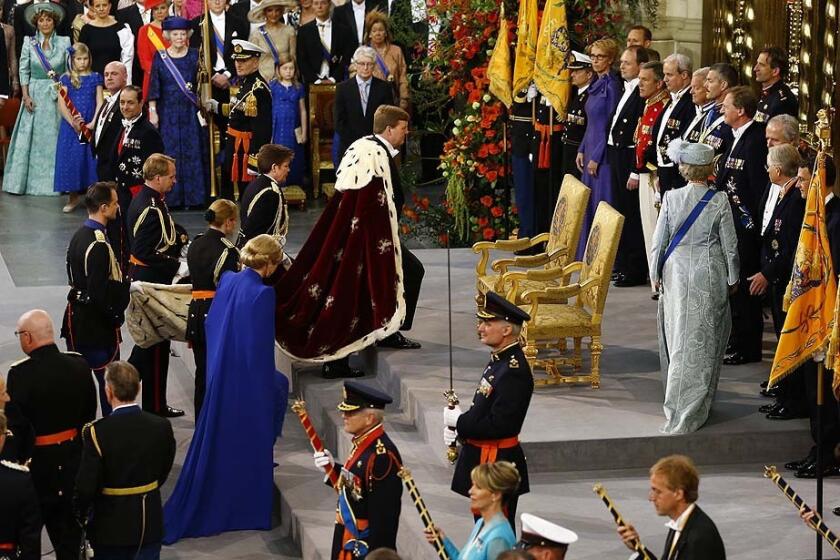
[[101, 480, 159, 496], [34, 428, 78, 446], [191, 290, 216, 299], [509, 115, 532, 122], [465, 436, 520, 464], [129, 255, 148, 267], [228, 127, 253, 183], [0, 543, 15, 551]]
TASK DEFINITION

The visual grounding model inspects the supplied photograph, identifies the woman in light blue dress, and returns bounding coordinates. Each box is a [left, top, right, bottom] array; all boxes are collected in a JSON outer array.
[[3, 1, 70, 196], [425, 462, 519, 560]]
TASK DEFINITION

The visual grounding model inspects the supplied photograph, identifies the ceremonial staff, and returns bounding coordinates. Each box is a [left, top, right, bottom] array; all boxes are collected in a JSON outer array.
[[592, 483, 656, 560], [443, 228, 459, 463], [31, 41, 92, 142], [291, 399, 340, 489], [398, 468, 451, 560], [764, 465, 840, 555], [198, 0, 219, 198]]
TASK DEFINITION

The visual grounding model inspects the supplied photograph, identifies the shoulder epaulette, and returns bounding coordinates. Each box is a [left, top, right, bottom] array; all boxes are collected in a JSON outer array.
[[8, 356, 30, 368], [0, 459, 29, 472], [93, 229, 107, 242]]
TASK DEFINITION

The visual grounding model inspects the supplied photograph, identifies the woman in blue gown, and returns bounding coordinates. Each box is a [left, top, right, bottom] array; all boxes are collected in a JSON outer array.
[[163, 234, 290, 543], [575, 38, 620, 259], [54, 43, 103, 211], [147, 16, 206, 208], [270, 55, 306, 186]]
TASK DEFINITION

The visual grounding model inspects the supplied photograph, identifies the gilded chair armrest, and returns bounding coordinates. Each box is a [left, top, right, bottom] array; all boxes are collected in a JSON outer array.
[[561, 261, 584, 276], [473, 238, 534, 276], [530, 232, 550, 245], [578, 276, 601, 292], [522, 283, 583, 309], [491, 253, 551, 273]]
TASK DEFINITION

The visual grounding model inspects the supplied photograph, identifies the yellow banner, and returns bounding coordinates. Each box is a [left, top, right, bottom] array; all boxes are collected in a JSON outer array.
[[512, 0, 538, 94], [770, 154, 837, 387], [488, 8, 512, 108], [532, 0, 570, 114]]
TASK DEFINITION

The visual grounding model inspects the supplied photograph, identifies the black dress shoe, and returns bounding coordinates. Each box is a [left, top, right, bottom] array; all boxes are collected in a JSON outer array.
[[766, 406, 807, 420], [785, 456, 813, 471], [759, 400, 781, 414], [760, 380, 768, 389], [614, 276, 647, 287], [160, 406, 185, 418], [760, 386, 781, 399], [723, 352, 761, 365], [795, 462, 840, 479], [833, 506, 840, 516], [611, 272, 622, 281], [322, 362, 365, 379], [651, 293, 659, 301], [376, 332, 421, 350]]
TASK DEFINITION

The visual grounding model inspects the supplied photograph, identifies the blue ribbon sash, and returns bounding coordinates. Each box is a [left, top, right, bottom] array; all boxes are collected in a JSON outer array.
[[657, 188, 715, 279], [373, 50, 390, 79], [337, 487, 370, 556], [258, 25, 280, 68], [31, 37, 57, 78], [147, 28, 199, 107]]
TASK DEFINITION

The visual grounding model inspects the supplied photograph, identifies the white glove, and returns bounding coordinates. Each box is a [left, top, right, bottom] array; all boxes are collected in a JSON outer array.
[[176, 260, 189, 279], [313, 449, 334, 471], [526, 83, 538, 102], [129, 281, 144, 294], [203, 98, 219, 114], [443, 426, 457, 446], [443, 405, 463, 428]]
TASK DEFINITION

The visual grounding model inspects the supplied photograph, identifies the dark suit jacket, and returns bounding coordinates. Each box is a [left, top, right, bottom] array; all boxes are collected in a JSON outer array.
[[609, 85, 644, 148], [239, 173, 286, 243], [112, 118, 165, 192], [334, 76, 394, 156], [227, 0, 250, 24], [660, 505, 725, 560], [333, 0, 385, 47], [116, 5, 145, 86], [296, 18, 354, 84], [649, 91, 695, 166], [74, 405, 176, 547], [759, 181, 805, 284], [826, 195, 840, 277], [189, 11, 249, 79], [91, 93, 125, 181], [0, 462, 40, 560]]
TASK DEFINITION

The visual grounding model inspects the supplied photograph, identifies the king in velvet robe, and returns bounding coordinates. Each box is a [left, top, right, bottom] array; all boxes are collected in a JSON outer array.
[[274, 136, 405, 361]]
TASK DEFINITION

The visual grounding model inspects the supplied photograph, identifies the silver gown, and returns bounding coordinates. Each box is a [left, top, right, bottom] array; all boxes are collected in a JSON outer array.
[[649, 181, 740, 434]]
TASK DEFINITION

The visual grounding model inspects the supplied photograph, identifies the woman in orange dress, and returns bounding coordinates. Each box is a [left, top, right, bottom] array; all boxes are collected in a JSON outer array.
[[135, 0, 169, 99]]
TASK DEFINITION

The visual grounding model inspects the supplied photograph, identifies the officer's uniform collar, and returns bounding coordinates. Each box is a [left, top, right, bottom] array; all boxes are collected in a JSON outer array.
[[491, 341, 521, 361], [83, 218, 107, 231], [352, 422, 384, 448]]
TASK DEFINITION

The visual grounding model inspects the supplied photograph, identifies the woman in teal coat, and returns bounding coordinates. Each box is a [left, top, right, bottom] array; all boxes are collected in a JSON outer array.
[[425, 462, 520, 560], [3, 1, 70, 196]]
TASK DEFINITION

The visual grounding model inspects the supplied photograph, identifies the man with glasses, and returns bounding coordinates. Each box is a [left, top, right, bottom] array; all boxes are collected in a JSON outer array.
[[62, 182, 130, 418], [334, 46, 394, 158], [617, 455, 725, 560], [443, 291, 533, 527], [7, 310, 97, 560]]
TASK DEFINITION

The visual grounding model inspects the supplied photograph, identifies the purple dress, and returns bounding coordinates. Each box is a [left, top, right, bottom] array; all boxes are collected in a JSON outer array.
[[53, 73, 102, 193], [269, 80, 305, 186], [576, 72, 620, 258]]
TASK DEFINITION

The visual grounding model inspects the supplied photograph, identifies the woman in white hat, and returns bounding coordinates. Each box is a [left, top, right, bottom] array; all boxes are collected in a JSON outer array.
[[3, 0, 70, 196], [247, 0, 296, 82], [650, 141, 739, 434]]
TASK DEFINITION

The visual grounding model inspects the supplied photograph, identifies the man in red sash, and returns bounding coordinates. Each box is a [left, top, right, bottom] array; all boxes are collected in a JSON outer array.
[[312, 382, 403, 560], [443, 292, 533, 527]]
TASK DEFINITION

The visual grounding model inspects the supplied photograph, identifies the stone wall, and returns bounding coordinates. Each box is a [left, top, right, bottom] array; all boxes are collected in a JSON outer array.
[[647, 0, 704, 64]]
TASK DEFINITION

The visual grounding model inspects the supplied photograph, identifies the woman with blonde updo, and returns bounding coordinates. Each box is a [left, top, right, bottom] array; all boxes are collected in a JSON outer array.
[[164, 232, 289, 542], [425, 462, 519, 560], [185, 198, 240, 415]]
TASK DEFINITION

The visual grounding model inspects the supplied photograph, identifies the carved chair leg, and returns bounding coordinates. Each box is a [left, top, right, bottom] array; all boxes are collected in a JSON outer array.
[[573, 337, 583, 369], [590, 335, 603, 388]]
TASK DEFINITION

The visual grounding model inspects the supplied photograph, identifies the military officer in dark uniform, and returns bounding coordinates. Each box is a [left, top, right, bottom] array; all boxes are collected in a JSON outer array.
[[561, 52, 593, 182], [205, 39, 273, 201], [682, 67, 713, 144], [0, 378, 34, 466], [186, 199, 240, 416], [238, 144, 292, 248], [532, 89, 564, 233], [609, 46, 647, 287], [62, 183, 130, 418], [74, 361, 176, 560], [509, 90, 536, 239], [699, 63, 738, 160], [0, 411, 41, 560], [312, 382, 403, 560], [7, 309, 97, 560], [651, 54, 695, 194], [444, 291, 533, 527], [752, 46, 798, 124], [113, 86, 165, 202], [715, 86, 769, 366], [126, 154, 186, 418]]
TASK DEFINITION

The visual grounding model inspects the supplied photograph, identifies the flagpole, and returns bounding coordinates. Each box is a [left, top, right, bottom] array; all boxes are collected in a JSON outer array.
[[815, 352, 825, 560]]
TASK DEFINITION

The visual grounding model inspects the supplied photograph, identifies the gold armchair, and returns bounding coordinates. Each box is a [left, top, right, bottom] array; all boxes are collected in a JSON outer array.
[[472, 174, 590, 305], [308, 83, 337, 199], [518, 201, 625, 388]]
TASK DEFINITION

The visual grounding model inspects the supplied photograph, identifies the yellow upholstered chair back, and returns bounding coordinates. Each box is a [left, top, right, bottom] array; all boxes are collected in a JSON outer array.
[[545, 175, 590, 257], [578, 202, 625, 315]]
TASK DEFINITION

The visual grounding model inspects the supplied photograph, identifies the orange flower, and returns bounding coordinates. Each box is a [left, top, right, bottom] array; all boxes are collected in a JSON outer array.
[[491, 206, 504, 217], [480, 195, 493, 207], [485, 170, 498, 182], [401, 224, 410, 235], [478, 216, 489, 226], [420, 197, 431, 210], [483, 227, 495, 240]]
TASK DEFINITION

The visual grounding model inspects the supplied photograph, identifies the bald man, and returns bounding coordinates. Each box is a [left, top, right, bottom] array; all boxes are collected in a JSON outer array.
[[7, 310, 97, 560]]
